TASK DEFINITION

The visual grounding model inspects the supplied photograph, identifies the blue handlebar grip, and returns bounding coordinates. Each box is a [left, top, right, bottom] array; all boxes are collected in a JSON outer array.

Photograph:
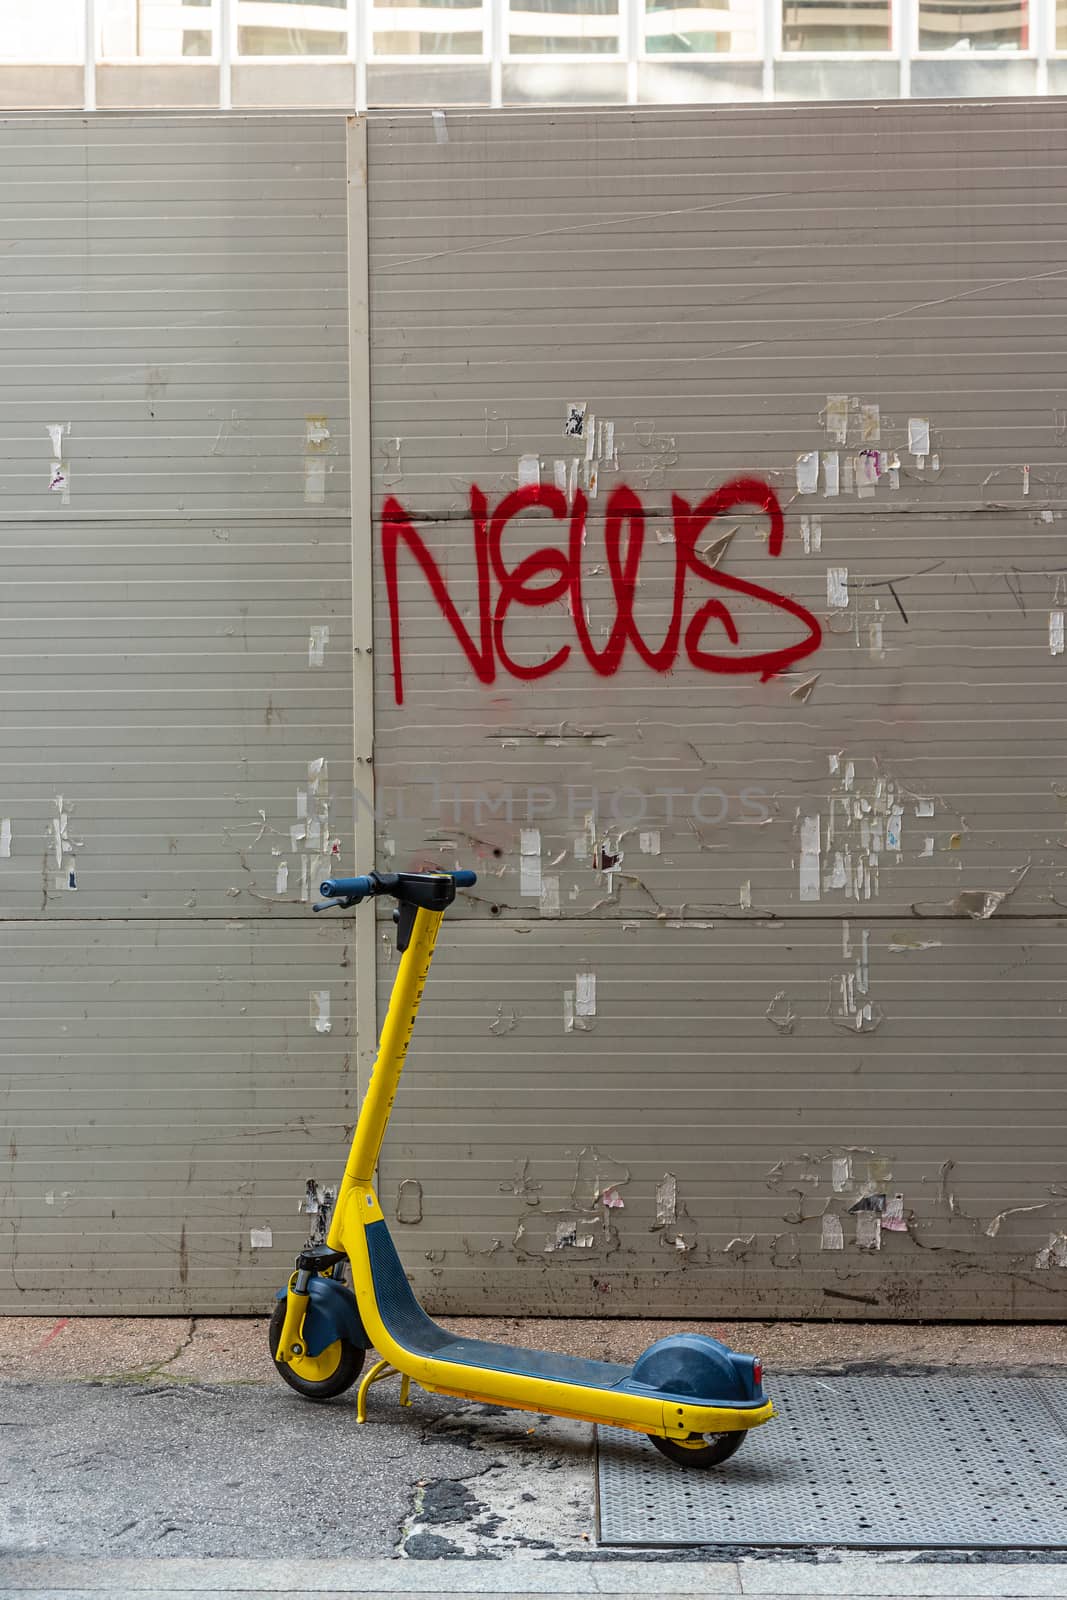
[[318, 875, 374, 900], [452, 870, 477, 888]]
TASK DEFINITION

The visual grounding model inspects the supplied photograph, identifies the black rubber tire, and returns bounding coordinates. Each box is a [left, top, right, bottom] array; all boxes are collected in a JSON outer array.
[[268, 1298, 366, 1401], [650, 1429, 748, 1468]]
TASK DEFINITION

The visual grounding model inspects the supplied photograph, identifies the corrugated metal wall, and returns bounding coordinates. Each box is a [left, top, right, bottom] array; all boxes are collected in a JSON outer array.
[[368, 101, 1067, 1318], [0, 115, 355, 1311]]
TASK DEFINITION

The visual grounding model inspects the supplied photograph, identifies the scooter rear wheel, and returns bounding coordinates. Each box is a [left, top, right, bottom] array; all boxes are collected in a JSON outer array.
[[268, 1299, 366, 1401], [650, 1430, 747, 1468]]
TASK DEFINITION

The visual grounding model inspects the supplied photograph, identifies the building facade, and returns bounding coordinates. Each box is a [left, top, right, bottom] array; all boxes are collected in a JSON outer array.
[[1, 101, 1066, 1316]]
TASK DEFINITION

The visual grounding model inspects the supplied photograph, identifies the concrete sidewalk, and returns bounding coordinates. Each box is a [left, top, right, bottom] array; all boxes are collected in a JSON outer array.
[[2, 1314, 1065, 1386], [2, 1556, 1066, 1599]]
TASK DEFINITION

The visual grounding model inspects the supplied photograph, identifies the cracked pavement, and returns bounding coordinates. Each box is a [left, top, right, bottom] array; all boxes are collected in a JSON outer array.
[[2, 1316, 1066, 1565]]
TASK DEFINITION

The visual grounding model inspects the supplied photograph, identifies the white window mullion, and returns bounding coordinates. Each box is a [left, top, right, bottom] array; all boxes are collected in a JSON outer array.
[[490, 0, 504, 106], [84, 0, 97, 109], [219, 0, 233, 108]]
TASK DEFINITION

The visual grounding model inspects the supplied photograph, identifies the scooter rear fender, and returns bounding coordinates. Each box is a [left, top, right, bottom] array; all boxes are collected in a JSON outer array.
[[274, 1273, 370, 1358]]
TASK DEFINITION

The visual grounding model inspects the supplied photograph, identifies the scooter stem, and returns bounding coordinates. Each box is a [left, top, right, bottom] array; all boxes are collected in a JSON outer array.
[[327, 904, 444, 1245]]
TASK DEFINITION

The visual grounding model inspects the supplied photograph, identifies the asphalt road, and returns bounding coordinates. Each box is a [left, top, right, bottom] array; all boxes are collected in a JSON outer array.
[[0, 1375, 594, 1561]]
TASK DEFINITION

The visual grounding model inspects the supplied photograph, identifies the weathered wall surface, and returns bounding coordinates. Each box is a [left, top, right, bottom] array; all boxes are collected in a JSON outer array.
[[369, 102, 1067, 1317], [0, 116, 355, 1311]]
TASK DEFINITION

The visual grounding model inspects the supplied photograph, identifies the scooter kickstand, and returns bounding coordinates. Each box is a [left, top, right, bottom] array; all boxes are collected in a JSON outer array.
[[356, 1357, 402, 1424]]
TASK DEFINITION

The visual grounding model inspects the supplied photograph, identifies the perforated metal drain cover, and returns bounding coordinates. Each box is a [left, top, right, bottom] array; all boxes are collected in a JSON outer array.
[[597, 1375, 1067, 1549]]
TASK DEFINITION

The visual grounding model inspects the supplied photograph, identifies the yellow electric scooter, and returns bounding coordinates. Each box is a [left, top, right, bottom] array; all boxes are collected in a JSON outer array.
[[270, 869, 773, 1467]]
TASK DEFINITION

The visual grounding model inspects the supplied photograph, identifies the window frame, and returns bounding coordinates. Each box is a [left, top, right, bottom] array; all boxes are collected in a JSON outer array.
[[777, 0, 897, 57], [503, 0, 627, 63], [910, 0, 1034, 57], [95, 0, 221, 65], [231, 0, 356, 63], [637, 0, 763, 61], [368, 0, 491, 66]]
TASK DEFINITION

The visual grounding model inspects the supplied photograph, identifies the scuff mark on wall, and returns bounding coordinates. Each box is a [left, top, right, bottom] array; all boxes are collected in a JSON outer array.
[[511, 1146, 631, 1258], [489, 1003, 520, 1035], [1035, 1232, 1067, 1268], [304, 414, 330, 503], [765, 991, 796, 1035], [397, 1178, 424, 1224], [51, 796, 80, 891]]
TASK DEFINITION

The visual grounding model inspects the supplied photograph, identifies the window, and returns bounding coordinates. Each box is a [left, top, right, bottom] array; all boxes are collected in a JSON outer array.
[[237, 0, 351, 55], [917, 0, 1028, 50], [99, 0, 214, 59], [644, 0, 759, 54], [508, 0, 621, 55], [371, 0, 487, 57], [781, 0, 892, 51], [0, 2, 83, 60]]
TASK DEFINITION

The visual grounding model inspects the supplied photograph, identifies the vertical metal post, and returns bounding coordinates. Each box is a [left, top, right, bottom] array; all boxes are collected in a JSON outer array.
[[346, 114, 379, 1133]]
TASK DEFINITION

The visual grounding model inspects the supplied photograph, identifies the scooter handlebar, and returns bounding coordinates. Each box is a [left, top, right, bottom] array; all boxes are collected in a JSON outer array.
[[314, 869, 478, 911]]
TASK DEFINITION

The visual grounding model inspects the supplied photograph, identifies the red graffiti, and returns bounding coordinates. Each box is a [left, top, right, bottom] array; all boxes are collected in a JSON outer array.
[[382, 478, 821, 705]]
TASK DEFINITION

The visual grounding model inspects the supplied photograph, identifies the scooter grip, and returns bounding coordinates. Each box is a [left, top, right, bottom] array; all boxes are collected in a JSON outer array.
[[318, 875, 375, 901], [452, 870, 478, 888]]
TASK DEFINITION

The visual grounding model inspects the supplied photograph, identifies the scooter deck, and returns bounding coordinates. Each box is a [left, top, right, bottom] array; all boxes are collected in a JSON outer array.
[[367, 1218, 765, 1409]]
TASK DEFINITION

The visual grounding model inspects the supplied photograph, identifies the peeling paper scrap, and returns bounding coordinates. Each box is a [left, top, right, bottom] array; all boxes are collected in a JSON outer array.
[[585, 416, 597, 462], [310, 990, 331, 1034], [304, 457, 326, 504], [308, 625, 329, 667], [825, 394, 848, 444], [0, 819, 10, 859], [654, 1173, 678, 1229], [249, 1227, 273, 1250], [908, 417, 930, 457], [575, 972, 596, 1017], [1051, 611, 1064, 656], [820, 1214, 844, 1250], [883, 1194, 907, 1232], [519, 827, 542, 897], [855, 1211, 882, 1250], [517, 453, 540, 488], [795, 451, 819, 495], [827, 567, 849, 609], [564, 402, 587, 439], [431, 109, 447, 143], [799, 815, 821, 902], [49, 461, 70, 503], [832, 1156, 852, 1193]]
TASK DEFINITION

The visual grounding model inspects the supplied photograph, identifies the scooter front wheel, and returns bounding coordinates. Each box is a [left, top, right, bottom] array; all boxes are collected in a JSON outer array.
[[650, 1430, 747, 1468], [268, 1300, 366, 1401]]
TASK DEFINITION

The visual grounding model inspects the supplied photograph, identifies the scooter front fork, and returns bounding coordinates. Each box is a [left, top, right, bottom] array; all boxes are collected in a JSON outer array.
[[274, 1268, 312, 1368]]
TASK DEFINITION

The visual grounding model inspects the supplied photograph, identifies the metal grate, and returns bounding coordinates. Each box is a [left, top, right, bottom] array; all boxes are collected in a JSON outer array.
[[597, 1375, 1067, 1549]]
